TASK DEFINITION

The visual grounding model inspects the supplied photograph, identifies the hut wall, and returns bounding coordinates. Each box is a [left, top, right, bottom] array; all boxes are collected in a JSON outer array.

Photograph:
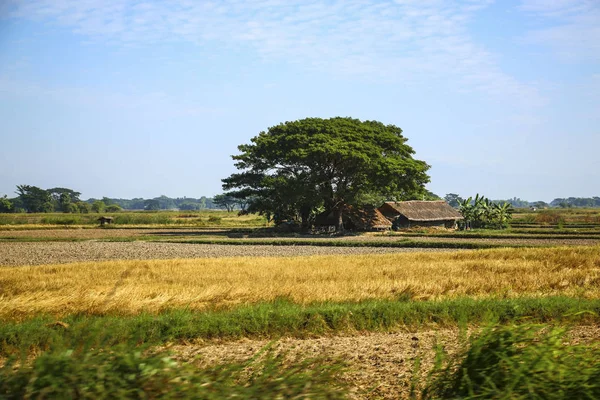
[[393, 217, 458, 230]]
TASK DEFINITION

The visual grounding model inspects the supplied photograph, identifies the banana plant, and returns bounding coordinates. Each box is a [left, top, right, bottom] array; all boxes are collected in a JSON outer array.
[[458, 197, 474, 230], [492, 202, 514, 228], [458, 194, 514, 230]]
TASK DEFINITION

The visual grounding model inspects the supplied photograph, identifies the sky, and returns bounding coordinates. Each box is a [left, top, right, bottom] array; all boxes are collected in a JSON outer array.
[[0, 0, 598, 202]]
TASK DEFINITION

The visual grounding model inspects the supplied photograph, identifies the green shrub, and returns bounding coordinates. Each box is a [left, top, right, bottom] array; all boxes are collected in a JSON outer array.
[[423, 324, 600, 399], [535, 210, 565, 225], [40, 216, 82, 225], [112, 214, 171, 225], [0, 345, 346, 399], [105, 205, 122, 213]]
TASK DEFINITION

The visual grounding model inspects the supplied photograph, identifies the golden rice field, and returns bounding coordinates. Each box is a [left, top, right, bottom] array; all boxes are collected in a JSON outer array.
[[1, 246, 599, 320]]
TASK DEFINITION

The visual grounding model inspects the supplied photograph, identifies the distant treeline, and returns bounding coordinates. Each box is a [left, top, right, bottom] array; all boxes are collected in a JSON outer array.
[[496, 197, 600, 209], [0, 185, 237, 213], [2, 185, 599, 214], [88, 195, 217, 211], [444, 194, 600, 209]]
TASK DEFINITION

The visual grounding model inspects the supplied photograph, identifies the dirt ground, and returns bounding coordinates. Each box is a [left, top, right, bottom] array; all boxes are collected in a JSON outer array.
[[1, 227, 598, 246], [0, 241, 458, 266], [169, 326, 600, 399]]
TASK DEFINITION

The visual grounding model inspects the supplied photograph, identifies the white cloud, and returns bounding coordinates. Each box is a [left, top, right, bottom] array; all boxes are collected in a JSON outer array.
[[3, 0, 543, 106], [519, 0, 600, 62]]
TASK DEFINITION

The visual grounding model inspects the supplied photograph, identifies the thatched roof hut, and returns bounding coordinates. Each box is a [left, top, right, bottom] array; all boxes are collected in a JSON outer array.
[[346, 206, 392, 230], [379, 201, 463, 229], [314, 205, 392, 231], [98, 216, 114, 226]]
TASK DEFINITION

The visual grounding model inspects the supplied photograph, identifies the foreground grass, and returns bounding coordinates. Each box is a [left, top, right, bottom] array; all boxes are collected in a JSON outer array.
[[1, 296, 599, 356], [3, 319, 599, 399], [1, 344, 346, 399], [422, 323, 600, 399], [1, 246, 599, 319]]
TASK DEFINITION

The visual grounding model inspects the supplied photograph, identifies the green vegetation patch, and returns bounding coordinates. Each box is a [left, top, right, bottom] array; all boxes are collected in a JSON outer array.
[[423, 324, 600, 399], [0, 344, 346, 400], [161, 238, 521, 249], [394, 231, 600, 239], [2, 296, 598, 357]]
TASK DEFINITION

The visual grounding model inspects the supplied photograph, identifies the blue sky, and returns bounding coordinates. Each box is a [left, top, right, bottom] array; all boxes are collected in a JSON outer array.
[[0, 0, 598, 202]]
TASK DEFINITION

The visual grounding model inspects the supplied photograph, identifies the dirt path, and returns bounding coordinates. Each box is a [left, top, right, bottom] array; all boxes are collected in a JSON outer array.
[[170, 326, 600, 399], [0, 241, 457, 266]]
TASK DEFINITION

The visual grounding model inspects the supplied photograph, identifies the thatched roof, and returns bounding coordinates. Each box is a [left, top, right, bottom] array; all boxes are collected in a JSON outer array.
[[380, 201, 463, 222], [346, 205, 392, 230], [314, 205, 392, 230]]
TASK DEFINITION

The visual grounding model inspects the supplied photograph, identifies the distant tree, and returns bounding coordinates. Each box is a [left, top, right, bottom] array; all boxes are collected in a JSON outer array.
[[213, 194, 237, 212], [222, 117, 430, 231], [155, 195, 176, 210], [47, 187, 81, 204], [178, 202, 200, 211], [101, 197, 114, 206], [91, 200, 106, 213], [16, 185, 53, 213], [105, 204, 122, 212], [505, 197, 529, 208], [0, 195, 13, 213], [76, 201, 91, 213], [444, 193, 464, 208], [422, 190, 441, 201], [144, 199, 160, 211], [58, 193, 73, 213], [531, 201, 549, 209], [129, 198, 146, 210], [551, 197, 600, 208], [66, 203, 79, 213]]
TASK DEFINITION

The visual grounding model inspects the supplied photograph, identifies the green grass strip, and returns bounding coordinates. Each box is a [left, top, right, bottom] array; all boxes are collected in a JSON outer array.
[[156, 238, 524, 249], [1, 296, 598, 356], [396, 232, 600, 240]]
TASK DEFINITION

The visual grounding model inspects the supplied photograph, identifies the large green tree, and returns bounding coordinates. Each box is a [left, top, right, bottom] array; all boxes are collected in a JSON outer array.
[[15, 185, 54, 213], [47, 188, 81, 203], [223, 117, 430, 231]]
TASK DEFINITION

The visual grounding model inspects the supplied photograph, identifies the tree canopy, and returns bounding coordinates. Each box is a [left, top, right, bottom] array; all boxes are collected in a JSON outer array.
[[223, 117, 430, 231], [0, 196, 12, 213], [15, 185, 53, 213]]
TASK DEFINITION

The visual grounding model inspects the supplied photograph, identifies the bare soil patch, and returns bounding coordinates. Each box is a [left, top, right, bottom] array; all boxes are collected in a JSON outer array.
[[0, 241, 454, 267], [170, 326, 600, 399]]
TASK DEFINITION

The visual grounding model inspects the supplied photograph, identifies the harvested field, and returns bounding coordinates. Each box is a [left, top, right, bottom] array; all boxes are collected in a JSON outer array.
[[1, 246, 599, 318], [386, 235, 600, 246], [0, 228, 163, 240], [0, 241, 454, 267], [2, 228, 599, 248], [172, 326, 600, 400]]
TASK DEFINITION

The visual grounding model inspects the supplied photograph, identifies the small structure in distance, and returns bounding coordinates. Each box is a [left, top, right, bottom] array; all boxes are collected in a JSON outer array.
[[379, 201, 463, 229], [98, 216, 114, 227]]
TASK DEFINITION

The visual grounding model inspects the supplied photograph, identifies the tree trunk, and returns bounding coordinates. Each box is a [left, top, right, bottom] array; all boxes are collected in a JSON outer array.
[[300, 211, 310, 233], [335, 207, 344, 234]]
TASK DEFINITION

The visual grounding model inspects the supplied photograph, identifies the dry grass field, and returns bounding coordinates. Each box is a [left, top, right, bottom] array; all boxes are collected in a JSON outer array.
[[1, 246, 599, 319]]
